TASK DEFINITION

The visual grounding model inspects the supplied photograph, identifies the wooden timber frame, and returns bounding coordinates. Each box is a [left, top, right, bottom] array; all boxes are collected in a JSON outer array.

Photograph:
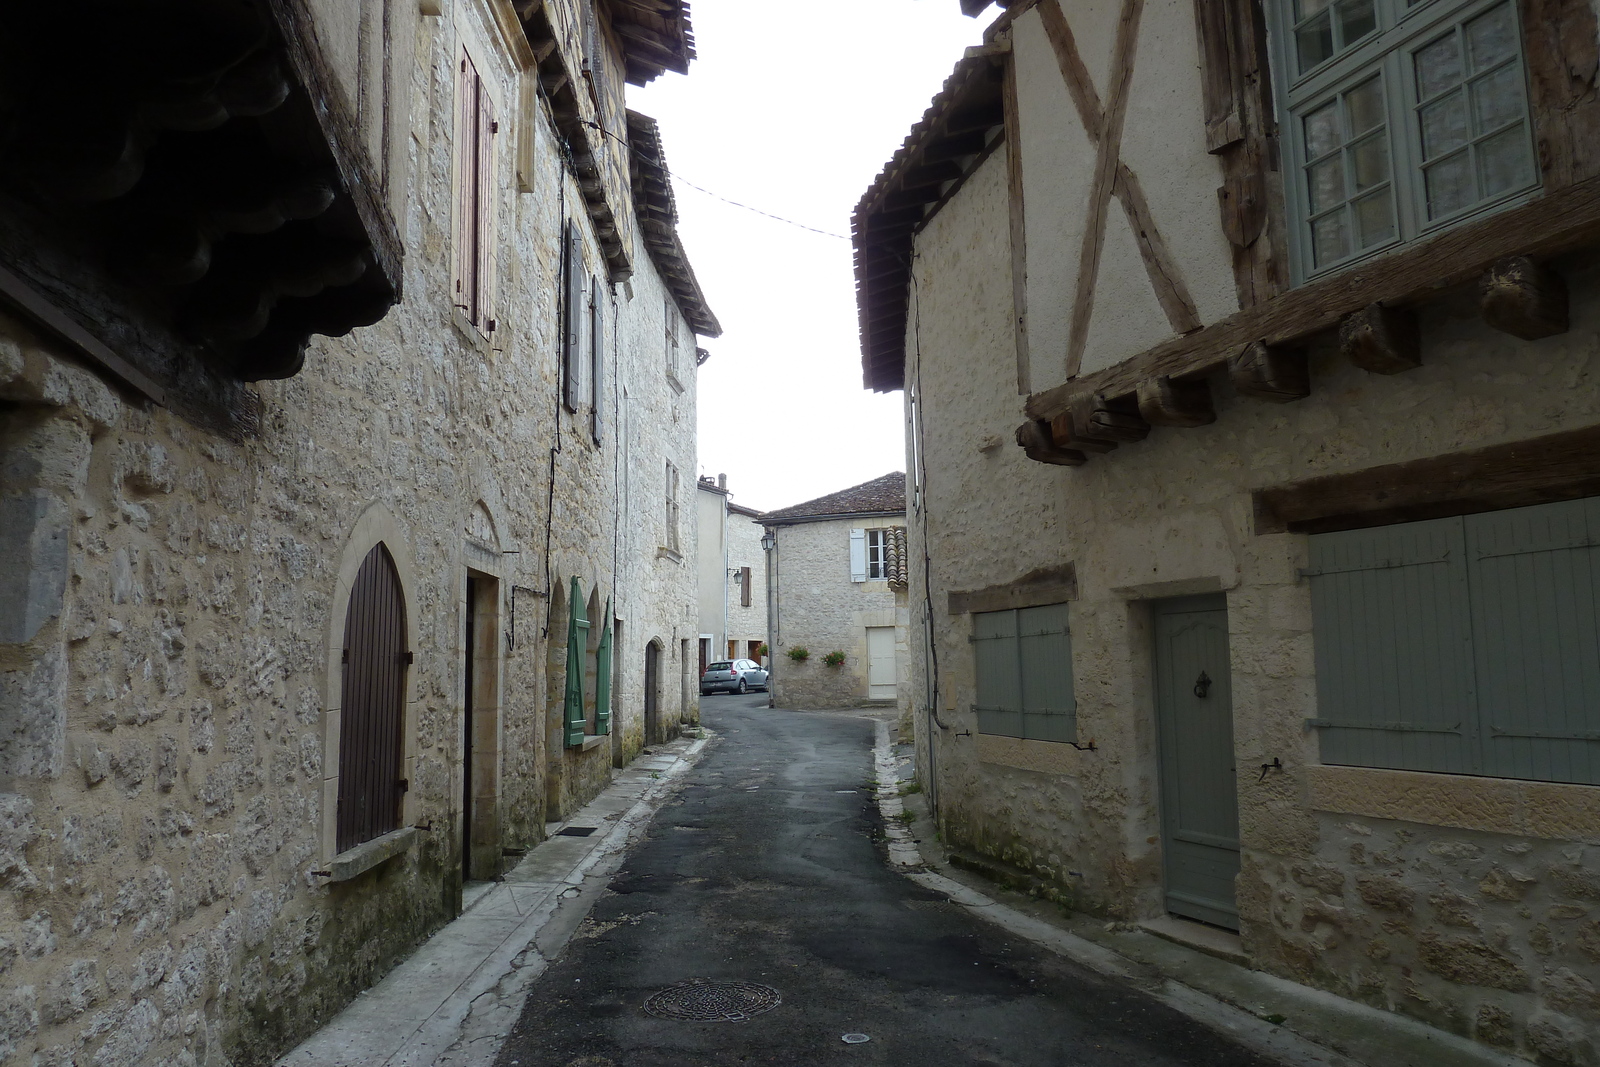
[[626, 110, 721, 337], [1014, 0, 1600, 466]]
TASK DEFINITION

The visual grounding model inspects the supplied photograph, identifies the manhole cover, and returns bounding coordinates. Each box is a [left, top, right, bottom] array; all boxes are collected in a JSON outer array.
[[643, 979, 782, 1022]]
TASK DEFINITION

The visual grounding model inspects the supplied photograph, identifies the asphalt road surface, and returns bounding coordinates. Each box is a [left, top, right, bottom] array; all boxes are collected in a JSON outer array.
[[495, 694, 1281, 1067]]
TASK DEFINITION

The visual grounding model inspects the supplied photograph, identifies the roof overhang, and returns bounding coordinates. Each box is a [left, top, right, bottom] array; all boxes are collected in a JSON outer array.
[[762, 510, 907, 529], [628, 110, 721, 337], [603, 0, 696, 85]]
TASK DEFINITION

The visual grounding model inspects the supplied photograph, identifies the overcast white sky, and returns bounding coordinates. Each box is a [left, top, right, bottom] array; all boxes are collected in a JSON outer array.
[[628, 1, 989, 514]]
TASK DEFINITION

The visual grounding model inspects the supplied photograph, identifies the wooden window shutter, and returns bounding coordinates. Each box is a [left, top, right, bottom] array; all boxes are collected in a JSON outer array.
[[564, 576, 588, 746], [453, 52, 477, 320], [562, 221, 583, 413], [973, 610, 1022, 738], [1018, 604, 1076, 742], [740, 566, 751, 608], [594, 599, 613, 735], [589, 276, 604, 444], [475, 80, 497, 334], [849, 528, 867, 583], [337, 544, 408, 852]]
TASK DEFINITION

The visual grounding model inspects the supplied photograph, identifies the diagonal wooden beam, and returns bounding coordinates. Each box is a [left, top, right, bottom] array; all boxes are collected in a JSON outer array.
[[1038, 0, 1104, 142], [1112, 163, 1201, 334]]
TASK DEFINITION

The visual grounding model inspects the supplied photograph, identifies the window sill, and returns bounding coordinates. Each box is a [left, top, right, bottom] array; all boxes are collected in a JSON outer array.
[[1023, 175, 1600, 447], [1307, 764, 1600, 842], [656, 547, 682, 563], [325, 826, 417, 882], [973, 733, 1086, 776], [666, 372, 684, 394], [580, 734, 608, 751], [451, 306, 494, 355]]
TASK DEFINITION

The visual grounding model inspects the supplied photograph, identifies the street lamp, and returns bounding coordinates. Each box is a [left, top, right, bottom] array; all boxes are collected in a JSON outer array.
[[760, 528, 776, 707]]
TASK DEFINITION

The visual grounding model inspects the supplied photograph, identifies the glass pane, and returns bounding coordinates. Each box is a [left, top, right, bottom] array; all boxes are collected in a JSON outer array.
[[1312, 211, 1351, 267], [1345, 76, 1385, 134], [1295, 0, 1332, 18], [1354, 190, 1396, 246], [1350, 133, 1390, 190], [1477, 124, 1532, 195], [1308, 157, 1347, 212], [1424, 151, 1475, 218], [1304, 101, 1341, 159], [1416, 32, 1463, 100], [1338, 0, 1377, 45], [1471, 63, 1526, 133], [1420, 92, 1469, 158], [1298, 12, 1335, 71], [1466, 2, 1517, 71]]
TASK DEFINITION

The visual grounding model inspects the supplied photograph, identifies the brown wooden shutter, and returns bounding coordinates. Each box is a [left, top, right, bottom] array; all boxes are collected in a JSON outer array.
[[562, 221, 583, 412], [337, 544, 408, 853], [740, 566, 751, 607], [589, 275, 604, 443], [475, 80, 497, 333], [453, 52, 477, 319]]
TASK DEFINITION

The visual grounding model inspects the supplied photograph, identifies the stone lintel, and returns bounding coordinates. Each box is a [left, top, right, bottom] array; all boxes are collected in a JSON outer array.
[[1307, 765, 1600, 843], [974, 733, 1084, 776]]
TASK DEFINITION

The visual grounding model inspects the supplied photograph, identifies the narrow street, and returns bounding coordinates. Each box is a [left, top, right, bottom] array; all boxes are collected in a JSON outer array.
[[494, 696, 1283, 1067]]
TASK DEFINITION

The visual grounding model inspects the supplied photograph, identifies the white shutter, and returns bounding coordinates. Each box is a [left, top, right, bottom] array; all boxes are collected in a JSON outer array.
[[849, 528, 867, 583]]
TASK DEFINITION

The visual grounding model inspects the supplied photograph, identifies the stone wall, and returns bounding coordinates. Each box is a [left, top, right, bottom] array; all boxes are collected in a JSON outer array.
[[0, 0, 703, 1063], [769, 517, 904, 709], [907, 137, 1600, 1064], [725, 511, 767, 660]]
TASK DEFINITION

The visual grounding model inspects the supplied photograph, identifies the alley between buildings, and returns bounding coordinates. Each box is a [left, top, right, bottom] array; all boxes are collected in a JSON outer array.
[[492, 695, 1283, 1067]]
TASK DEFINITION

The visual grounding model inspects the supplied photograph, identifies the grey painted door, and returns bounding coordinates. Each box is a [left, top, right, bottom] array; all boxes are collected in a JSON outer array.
[[1153, 594, 1240, 930]]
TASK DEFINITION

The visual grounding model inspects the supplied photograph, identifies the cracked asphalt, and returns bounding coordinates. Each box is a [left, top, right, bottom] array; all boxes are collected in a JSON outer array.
[[493, 694, 1283, 1067]]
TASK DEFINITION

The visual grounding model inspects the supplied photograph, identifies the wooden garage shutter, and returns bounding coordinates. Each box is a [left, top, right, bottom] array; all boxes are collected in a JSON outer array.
[[564, 576, 589, 747], [972, 604, 1077, 742], [337, 544, 408, 853], [1309, 497, 1600, 785]]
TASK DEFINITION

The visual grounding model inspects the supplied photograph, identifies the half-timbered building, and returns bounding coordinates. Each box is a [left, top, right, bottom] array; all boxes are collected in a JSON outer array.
[[0, 1, 713, 1063], [856, 0, 1600, 1059]]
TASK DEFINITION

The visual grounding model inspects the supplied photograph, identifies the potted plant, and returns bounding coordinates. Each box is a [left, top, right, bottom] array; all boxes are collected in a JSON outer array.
[[823, 650, 846, 667], [786, 646, 810, 662]]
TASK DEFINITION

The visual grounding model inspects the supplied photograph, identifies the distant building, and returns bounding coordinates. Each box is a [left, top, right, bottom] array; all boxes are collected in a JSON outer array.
[[761, 474, 909, 719], [695, 475, 768, 674]]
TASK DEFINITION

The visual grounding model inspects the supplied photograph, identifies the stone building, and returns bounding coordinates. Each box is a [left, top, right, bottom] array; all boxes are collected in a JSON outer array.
[[853, 0, 1600, 1060], [761, 474, 910, 713], [694, 475, 768, 674], [0, 0, 714, 1063]]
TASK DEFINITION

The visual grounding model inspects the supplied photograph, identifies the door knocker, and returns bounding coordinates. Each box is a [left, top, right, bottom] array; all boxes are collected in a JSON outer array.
[[1193, 671, 1212, 699]]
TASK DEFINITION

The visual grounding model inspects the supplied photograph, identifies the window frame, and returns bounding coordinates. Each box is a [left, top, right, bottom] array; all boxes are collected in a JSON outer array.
[[1268, 0, 1542, 283]]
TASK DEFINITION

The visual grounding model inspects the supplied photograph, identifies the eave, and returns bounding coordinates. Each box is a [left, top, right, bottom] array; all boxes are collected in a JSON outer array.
[[627, 110, 721, 338]]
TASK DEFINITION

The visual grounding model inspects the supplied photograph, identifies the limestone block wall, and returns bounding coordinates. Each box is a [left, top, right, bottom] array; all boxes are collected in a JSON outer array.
[[907, 143, 1600, 1064], [769, 517, 902, 709], [0, 0, 703, 1063]]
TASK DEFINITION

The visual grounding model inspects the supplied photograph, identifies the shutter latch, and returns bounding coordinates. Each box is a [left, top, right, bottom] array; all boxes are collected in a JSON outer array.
[[397, 778, 409, 792], [402, 650, 415, 665]]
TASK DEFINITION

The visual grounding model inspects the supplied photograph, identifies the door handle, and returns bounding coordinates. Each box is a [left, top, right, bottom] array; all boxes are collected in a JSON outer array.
[[1193, 671, 1211, 699]]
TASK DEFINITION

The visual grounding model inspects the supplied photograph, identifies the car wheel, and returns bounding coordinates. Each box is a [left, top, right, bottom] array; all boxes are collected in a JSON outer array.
[[737, 679, 748, 694]]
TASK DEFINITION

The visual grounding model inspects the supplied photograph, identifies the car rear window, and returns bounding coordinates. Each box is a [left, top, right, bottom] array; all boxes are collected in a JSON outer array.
[[707, 662, 732, 671]]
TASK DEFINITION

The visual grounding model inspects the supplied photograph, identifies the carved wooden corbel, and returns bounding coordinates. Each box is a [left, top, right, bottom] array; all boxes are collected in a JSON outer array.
[[1016, 421, 1088, 466], [1340, 303, 1420, 374], [1481, 256, 1568, 340], [1070, 392, 1149, 442], [1229, 341, 1309, 402], [1137, 375, 1216, 427]]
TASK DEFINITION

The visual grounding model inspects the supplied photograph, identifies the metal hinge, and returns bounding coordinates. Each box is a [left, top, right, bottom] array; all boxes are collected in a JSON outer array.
[[397, 778, 409, 792], [403, 650, 414, 665], [341, 648, 349, 664], [1305, 717, 1461, 734]]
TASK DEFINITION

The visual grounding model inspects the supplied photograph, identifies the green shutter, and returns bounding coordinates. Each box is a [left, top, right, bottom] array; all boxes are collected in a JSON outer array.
[[564, 576, 589, 748], [1307, 516, 1476, 774], [1019, 603, 1076, 742], [973, 609, 1022, 737], [595, 598, 613, 736], [1466, 498, 1600, 785]]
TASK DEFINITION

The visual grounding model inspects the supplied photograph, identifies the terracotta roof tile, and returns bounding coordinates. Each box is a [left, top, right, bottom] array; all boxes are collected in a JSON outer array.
[[760, 472, 906, 524]]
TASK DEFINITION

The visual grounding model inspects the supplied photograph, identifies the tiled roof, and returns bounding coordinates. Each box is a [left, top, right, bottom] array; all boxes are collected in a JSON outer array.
[[761, 472, 906, 524]]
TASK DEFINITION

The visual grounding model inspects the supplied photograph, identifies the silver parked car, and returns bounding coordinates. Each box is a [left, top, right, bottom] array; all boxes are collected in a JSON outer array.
[[700, 658, 769, 695]]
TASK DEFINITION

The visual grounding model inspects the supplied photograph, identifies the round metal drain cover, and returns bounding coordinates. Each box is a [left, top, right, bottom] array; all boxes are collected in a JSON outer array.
[[644, 979, 782, 1022]]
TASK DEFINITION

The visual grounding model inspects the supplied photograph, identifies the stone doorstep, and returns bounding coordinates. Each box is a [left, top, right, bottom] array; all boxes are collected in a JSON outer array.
[[1138, 915, 1249, 967]]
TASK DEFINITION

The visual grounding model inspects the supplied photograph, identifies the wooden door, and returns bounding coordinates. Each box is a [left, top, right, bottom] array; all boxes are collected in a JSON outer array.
[[1153, 594, 1240, 929], [867, 626, 897, 699], [338, 544, 408, 854], [463, 574, 476, 882], [644, 642, 660, 745]]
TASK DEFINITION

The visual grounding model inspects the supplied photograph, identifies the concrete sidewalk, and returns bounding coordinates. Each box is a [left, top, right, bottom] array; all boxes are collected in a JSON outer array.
[[870, 721, 1520, 1067], [275, 731, 710, 1067]]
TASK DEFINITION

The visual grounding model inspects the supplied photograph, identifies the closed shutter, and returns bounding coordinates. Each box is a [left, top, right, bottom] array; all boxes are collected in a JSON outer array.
[[564, 576, 588, 747], [1019, 603, 1076, 742], [337, 544, 408, 853], [594, 599, 613, 736], [848, 528, 867, 582], [475, 83, 497, 334], [1466, 498, 1600, 785], [1308, 517, 1476, 774], [562, 221, 583, 413], [453, 52, 478, 322], [589, 276, 604, 443], [740, 566, 751, 607], [973, 610, 1023, 737]]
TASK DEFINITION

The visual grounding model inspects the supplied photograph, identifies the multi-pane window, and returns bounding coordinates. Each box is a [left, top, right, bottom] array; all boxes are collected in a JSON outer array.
[[1274, 0, 1537, 279], [866, 529, 889, 579], [972, 604, 1077, 743]]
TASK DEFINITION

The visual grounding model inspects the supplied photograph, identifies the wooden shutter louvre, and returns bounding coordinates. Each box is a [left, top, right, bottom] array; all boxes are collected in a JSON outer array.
[[595, 599, 613, 735], [589, 276, 604, 443], [564, 576, 588, 746]]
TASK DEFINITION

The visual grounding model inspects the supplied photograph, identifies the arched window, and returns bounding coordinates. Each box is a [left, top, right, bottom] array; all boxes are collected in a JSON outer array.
[[338, 543, 409, 852]]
